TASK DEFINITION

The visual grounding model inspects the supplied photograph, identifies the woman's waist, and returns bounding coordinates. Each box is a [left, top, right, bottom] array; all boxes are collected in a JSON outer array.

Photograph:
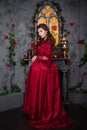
[[36, 55, 50, 61]]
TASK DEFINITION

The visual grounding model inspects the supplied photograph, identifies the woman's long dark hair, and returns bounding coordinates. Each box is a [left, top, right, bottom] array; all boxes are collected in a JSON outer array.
[[36, 24, 55, 48]]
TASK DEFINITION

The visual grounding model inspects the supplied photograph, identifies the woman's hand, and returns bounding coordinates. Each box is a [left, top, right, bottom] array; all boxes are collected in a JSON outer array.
[[32, 55, 37, 62], [32, 56, 48, 62], [42, 56, 48, 60], [37, 56, 48, 60]]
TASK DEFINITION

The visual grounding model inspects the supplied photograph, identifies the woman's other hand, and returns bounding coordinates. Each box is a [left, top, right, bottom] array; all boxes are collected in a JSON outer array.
[[32, 55, 37, 62]]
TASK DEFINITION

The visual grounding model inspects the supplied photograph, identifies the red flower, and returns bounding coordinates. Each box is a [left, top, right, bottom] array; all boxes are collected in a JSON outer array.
[[7, 64, 11, 67], [51, 25, 57, 31], [13, 40, 17, 45], [82, 72, 87, 76], [5, 35, 9, 39], [11, 23, 15, 28], [77, 39, 81, 43], [67, 31, 71, 35], [25, 55, 29, 59], [61, 15, 64, 19], [70, 22, 74, 26], [77, 39, 84, 44], [30, 42, 35, 50]]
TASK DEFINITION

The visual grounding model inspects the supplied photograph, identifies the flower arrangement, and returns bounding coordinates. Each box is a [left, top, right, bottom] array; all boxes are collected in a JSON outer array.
[[5, 23, 17, 67], [20, 41, 35, 66], [0, 23, 21, 96]]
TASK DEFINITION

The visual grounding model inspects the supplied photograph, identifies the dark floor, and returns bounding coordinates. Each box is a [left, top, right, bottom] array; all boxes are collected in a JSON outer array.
[[0, 104, 87, 130]]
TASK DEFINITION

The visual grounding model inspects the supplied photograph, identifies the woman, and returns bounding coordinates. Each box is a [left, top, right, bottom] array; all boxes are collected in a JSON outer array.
[[22, 24, 73, 128]]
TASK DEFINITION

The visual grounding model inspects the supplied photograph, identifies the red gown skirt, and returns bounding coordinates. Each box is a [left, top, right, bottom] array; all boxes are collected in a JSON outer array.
[[22, 58, 73, 128]]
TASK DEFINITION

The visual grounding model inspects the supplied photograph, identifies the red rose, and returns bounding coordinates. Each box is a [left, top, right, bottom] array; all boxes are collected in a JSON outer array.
[[7, 64, 11, 67], [51, 26, 57, 31], [67, 31, 71, 35], [12, 23, 15, 28], [25, 55, 29, 59], [77, 39, 81, 43], [61, 15, 64, 19], [77, 39, 84, 44], [5, 35, 9, 39], [30, 42, 35, 50], [70, 22, 74, 26], [82, 72, 87, 76], [13, 40, 17, 45]]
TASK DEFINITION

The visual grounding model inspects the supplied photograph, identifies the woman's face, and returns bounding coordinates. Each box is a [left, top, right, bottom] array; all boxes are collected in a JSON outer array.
[[38, 28, 47, 39]]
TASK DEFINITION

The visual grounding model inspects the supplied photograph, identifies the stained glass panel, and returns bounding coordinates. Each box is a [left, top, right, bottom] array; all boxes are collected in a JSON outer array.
[[49, 17, 59, 45], [38, 17, 46, 25], [42, 5, 54, 17], [37, 5, 59, 45]]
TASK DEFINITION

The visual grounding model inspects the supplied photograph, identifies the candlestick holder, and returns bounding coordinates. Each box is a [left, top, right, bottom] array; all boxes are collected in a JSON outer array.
[[61, 37, 68, 58]]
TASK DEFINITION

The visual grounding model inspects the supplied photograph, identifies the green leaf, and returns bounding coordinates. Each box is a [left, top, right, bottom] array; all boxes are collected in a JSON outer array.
[[8, 32, 14, 37]]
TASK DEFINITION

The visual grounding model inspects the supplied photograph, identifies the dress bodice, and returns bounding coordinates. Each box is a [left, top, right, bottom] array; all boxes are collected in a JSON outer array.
[[36, 40, 52, 58]]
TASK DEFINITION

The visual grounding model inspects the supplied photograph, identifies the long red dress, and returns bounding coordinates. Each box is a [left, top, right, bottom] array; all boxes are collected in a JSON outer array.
[[22, 40, 73, 128]]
